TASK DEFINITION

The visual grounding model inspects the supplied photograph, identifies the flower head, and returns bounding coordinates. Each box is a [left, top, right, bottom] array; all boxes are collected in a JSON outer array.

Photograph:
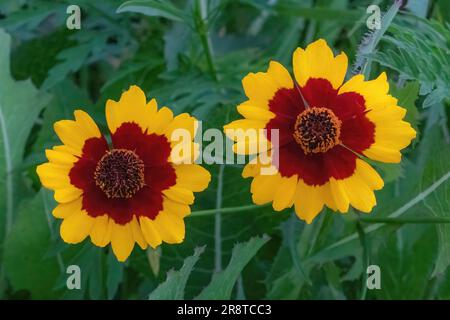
[[37, 85, 211, 261], [224, 39, 416, 223]]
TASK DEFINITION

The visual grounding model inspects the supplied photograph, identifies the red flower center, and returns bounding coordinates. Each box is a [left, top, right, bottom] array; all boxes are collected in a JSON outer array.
[[94, 149, 145, 199], [293, 107, 341, 154]]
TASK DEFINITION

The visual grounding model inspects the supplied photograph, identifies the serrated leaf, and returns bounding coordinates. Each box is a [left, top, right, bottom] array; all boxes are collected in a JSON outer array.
[[422, 87, 448, 108], [41, 44, 91, 90], [149, 246, 205, 300], [195, 235, 270, 300], [117, 0, 188, 22]]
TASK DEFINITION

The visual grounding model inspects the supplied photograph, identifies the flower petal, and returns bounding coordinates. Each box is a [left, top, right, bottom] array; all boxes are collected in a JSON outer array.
[[60, 210, 95, 244], [139, 217, 162, 248], [174, 164, 211, 192], [105, 85, 153, 134], [273, 175, 297, 211], [111, 222, 135, 262], [152, 211, 185, 244], [293, 39, 348, 90]]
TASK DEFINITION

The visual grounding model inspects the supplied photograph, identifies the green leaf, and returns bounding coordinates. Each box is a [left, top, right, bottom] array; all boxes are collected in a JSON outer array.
[[195, 235, 270, 300], [3, 191, 60, 298], [41, 44, 91, 90], [117, 0, 189, 22], [370, 18, 450, 103], [422, 87, 447, 108], [149, 246, 205, 300], [415, 128, 450, 276], [371, 225, 436, 299], [0, 28, 51, 242], [107, 249, 124, 300]]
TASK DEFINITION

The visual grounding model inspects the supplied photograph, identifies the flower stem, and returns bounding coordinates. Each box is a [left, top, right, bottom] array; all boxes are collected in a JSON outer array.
[[195, 0, 218, 82], [214, 164, 224, 273], [360, 216, 450, 224], [356, 220, 369, 300], [190, 203, 269, 218]]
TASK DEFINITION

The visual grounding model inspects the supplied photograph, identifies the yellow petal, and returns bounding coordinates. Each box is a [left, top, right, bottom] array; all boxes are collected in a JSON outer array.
[[139, 216, 162, 248], [329, 178, 350, 213], [36, 163, 72, 189], [74, 110, 101, 138], [242, 162, 261, 178], [52, 197, 82, 219], [54, 187, 83, 203], [342, 174, 377, 213], [174, 164, 211, 192], [224, 119, 266, 137], [90, 215, 113, 247], [163, 197, 191, 217], [237, 102, 275, 121], [163, 187, 194, 205], [60, 210, 94, 244], [105, 85, 153, 134], [242, 61, 293, 107], [164, 113, 197, 142], [53, 110, 100, 156], [293, 39, 348, 89], [356, 160, 384, 190], [250, 173, 281, 205], [111, 222, 135, 262], [130, 216, 147, 249], [322, 182, 338, 211], [45, 148, 77, 165], [267, 60, 294, 89], [363, 145, 402, 163], [294, 180, 325, 223], [273, 175, 297, 211], [147, 106, 174, 135], [152, 211, 185, 244]]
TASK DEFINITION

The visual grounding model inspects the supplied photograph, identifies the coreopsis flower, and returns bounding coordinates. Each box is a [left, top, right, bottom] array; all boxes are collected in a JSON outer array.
[[224, 39, 416, 223], [37, 85, 211, 261]]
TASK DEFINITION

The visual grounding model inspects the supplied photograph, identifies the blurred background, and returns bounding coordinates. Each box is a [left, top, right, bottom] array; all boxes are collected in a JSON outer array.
[[0, 0, 449, 300]]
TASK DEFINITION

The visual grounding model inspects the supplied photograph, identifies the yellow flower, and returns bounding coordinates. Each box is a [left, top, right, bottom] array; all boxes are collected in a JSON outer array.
[[224, 39, 416, 223], [36, 85, 211, 261]]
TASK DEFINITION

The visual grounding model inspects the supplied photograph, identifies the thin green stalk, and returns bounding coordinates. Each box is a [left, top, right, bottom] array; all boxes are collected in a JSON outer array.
[[356, 220, 369, 300], [214, 164, 224, 273], [195, 0, 218, 81], [190, 203, 269, 218], [360, 216, 450, 224]]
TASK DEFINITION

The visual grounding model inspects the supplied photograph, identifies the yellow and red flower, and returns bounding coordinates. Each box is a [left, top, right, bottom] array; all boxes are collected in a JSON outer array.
[[37, 85, 211, 261], [224, 39, 416, 223]]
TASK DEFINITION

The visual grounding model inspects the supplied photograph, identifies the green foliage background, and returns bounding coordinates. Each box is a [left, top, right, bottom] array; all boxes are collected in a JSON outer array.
[[0, 0, 449, 300]]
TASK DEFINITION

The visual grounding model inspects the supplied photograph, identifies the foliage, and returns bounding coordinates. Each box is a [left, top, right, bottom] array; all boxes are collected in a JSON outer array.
[[0, 0, 449, 300]]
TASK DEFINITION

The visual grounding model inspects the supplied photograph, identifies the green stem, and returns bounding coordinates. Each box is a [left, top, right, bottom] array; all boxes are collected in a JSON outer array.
[[360, 216, 450, 224], [214, 164, 224, 272], [356, 220, 369, 300], [195, 0, 218, 81], [190, 203, 269, 218]]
